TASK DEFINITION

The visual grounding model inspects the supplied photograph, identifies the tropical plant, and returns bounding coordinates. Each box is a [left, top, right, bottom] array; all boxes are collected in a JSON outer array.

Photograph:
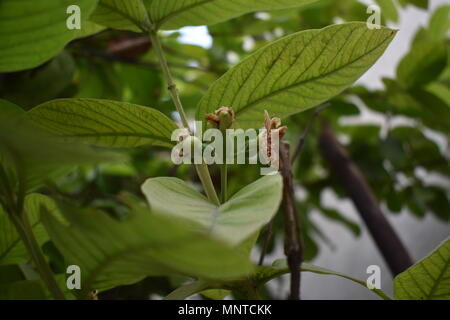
[[0, 0, 448, 300]]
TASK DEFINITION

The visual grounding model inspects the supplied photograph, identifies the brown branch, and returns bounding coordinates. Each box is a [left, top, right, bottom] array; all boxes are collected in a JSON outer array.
[[291, 103, 331, 164], [280, 141, 304, 300], [319, 121, 413, 276]]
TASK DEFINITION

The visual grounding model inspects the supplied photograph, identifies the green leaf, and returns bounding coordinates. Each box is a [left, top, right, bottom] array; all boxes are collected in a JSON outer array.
[[90, 0, 150, 32], [426, 82, 450, 108], [0, 274, 75, 300], [141, 174, 283, 246], [73, 21, 106, 39], [165, 280, 210, 300], [256, 260, 391, 300], [0, 280, 49, 300], [428, 5, 450, 42], [28, 99, 178, 148], [166, 259, 392, 300], [0, 194, 57, 266], [397, 42, 448, 89], [0, 265, 25, 284], [197, 22, 396, 128], [394, 237, 450, 300], [375, 0, 399, 23], [0, 0, 99, 72], [145, 0, 317, 30], [0, 51, 75, 109], [42, 198, 252, 296], [398, 0, 428, 10], [0, 100, 122, 190], [201, 289, 231, 300]]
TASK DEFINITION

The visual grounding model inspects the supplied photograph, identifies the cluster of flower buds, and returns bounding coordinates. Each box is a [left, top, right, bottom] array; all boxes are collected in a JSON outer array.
[[205, 106, 235, 130]]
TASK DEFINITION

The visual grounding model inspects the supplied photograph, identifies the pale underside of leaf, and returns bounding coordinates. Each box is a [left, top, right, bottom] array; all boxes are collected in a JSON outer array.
[[197, 22, 396, 128], [27, 99, 178, 148], [146, 0, 317, 30], [141, 174, 283, 246]]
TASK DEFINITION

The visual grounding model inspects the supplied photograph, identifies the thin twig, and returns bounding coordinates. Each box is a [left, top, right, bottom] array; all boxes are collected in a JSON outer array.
[[280, 141, 304, 300], [291, 103, 331, 164], [258, 219, 274, 266]]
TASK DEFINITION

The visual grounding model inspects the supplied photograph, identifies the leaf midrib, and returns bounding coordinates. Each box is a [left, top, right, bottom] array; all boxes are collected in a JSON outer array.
[[98, 1, 146, 31]]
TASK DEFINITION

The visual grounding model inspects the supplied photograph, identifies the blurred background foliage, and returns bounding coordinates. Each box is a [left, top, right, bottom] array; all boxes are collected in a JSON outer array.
[[0, 0, 448, 299]]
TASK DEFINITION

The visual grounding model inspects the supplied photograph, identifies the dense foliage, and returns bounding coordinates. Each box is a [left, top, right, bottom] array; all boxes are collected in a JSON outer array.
[[0, 0, 448, 300]]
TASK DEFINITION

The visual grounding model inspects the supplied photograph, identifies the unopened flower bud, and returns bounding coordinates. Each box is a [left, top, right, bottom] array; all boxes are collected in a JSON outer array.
[[205, 106, 235, 130]]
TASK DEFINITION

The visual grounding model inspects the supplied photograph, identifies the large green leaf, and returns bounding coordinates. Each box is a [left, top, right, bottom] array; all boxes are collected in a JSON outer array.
[[0, 194, 56, 266], [141, 174, 283, 246], [196, 22, 396, 128], [0, 0, 99, 72], [165, 259, 391, 300], [255, 260, 391, 300], [397, 42, 447, 89], [28, 99, 178, 148], [0, 274, 75, 300], [0, 99, 122, 190], [0, 51, 75, 109], [394, 237, 450, 300], [42, 197, 252, 296], [0, 280, 49, 300], [428, 5, 450, 42], [90, 0, 150, 32], [145, 0, 317, 30]]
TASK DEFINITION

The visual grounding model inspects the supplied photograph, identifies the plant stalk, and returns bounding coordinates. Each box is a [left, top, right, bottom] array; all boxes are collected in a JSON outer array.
[[11, 213, 65, 300], [149, 29, 220, 206], [195, 163, 220, 206], [149, 31, 190, 129], [0, 163, 65, 299], [220, 164, 227, 203]]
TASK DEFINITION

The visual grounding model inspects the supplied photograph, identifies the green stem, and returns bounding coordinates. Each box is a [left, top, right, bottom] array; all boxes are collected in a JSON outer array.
[[11, 214, 65, 300], [195, 163, 220, 206], [0, 163, 65, 300], [220, 164, 227, 203], [149, 31, 190, 129], [149, 29, 220, 206]]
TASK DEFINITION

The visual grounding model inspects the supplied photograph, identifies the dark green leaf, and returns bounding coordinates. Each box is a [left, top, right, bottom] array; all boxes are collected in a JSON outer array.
[[0, 0, 98, 72]]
